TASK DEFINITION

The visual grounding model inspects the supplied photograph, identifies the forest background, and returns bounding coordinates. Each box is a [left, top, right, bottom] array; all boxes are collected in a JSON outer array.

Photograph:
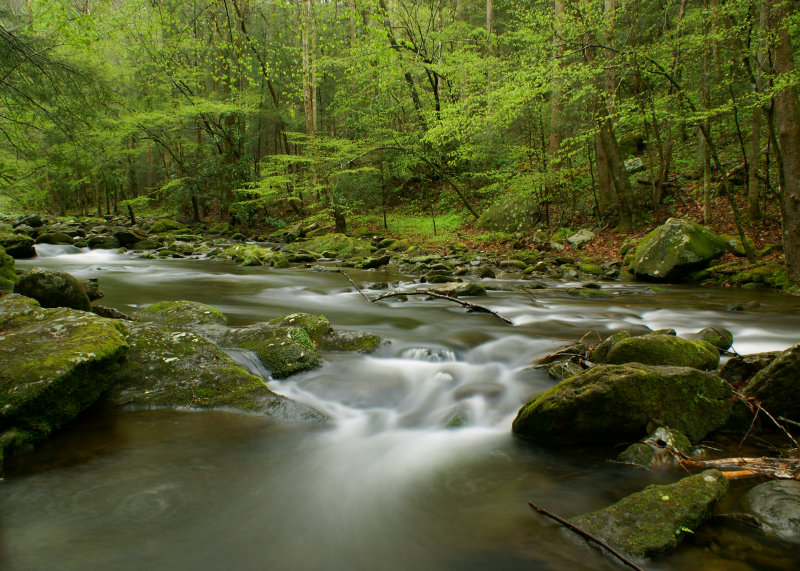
[[1, 0, 799, 280]]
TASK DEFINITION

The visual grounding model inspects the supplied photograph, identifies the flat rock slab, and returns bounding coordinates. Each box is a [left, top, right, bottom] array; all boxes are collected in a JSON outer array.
[[570, 469, 728, 559]]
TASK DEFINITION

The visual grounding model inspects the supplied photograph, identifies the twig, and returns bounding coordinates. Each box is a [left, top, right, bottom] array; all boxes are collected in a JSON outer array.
[[338, 270, 371, 302], [372, 289, 513, 325], [780, 416, 800, 429], [528, 502, 645, 571], [734, 390, 800, 450]]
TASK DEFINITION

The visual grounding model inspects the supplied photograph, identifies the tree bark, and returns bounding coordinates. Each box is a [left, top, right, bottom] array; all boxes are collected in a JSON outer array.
[[770, 0, 800, 282]]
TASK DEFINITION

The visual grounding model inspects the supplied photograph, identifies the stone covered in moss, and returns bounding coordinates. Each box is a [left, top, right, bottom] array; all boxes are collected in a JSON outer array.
[[475, 192, 541, 233], [604, 334, 719, 370], [617, 426, 693, 467], [631, 218, 728, 282], [0, 296, 128, 444], [107, 322, 323, 422], [35, 231, 74, 245], [221, 323, 322, 379], [138, 300, 227, 329], [13, 267, 92, 311], [283, 233, 375, 259], [221, 244, 288, 267], [0, 246, 16, 291], [569, 470, 728, 559], [269, 312, 382, 353], [692, 327, 733, 352], [150, 218, 186, 233], [719, 351, 780, 385], [742, 343, 800, 420], [589, 331, 630, 363], [0, 231, 36, 258], [512, 363, 733, 445]]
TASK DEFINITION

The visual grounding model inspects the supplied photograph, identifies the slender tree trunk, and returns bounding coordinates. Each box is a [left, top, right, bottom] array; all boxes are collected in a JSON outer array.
[[748, 3, 769, 220], [547, 0, 565, 179], [770, 0, 800, 281]]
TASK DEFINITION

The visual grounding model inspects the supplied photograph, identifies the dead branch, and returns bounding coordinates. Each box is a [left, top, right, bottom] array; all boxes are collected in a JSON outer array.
[[734, 390, 800, 451], [371, 289, 514, 325], [338, 270, 371, 302], [680, 456, 800, 480], [528, 502, 645, 571]]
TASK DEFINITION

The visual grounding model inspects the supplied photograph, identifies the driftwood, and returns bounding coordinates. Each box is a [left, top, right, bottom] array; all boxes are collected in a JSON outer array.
[[680, 457, 800, 480], [371, 290, 514, 325], [338, 271, 513, 325], [528, 502, 645, 571]]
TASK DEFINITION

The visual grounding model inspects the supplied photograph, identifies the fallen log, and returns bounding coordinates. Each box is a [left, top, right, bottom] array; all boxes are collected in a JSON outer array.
[[679, 456, 800, 480]]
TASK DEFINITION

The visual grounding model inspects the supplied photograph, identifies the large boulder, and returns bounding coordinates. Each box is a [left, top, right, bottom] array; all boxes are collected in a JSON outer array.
[[107, 322, 323, 422], [630, 218, 728, 281], [604, 334, 720, 370], [0, 231, 36, 258], [475, 192, 540, 233], [220, 323, 322, 379], [742, 480, 800, 541], [35, 231, 74, 245], [13, 267, 92, 311], [512, 363, 733, 445], [0, 295, 129, 451], [569, 470, 728, 559], [221, 244, 288, 268], [742, 343, 800, 420], [0, 246, 15, 291]]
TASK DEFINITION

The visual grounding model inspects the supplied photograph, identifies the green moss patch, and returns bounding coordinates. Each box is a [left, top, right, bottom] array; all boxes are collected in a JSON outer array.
[[138, 300, 227, 329]]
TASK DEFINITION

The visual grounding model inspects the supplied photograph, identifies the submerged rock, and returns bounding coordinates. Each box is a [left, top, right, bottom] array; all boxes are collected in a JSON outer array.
[[569, 469, 728, 559], [512, 363, 733, 445], [107, 322, 323, 422], [742, 480, 800, 541], [630, 218, 728, 282], [0, 295, 129, 451], [13, 267, 92, 311]]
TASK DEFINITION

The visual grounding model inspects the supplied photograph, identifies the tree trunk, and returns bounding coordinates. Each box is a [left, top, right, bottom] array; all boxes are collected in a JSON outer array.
[[770, 0, 800, 281]]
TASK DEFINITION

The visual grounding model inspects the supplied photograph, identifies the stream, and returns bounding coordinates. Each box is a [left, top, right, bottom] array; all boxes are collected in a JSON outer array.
[[2, 245, 799, 570]]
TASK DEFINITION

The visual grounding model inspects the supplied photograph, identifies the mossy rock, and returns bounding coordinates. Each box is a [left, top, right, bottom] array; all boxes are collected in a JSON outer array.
[[13, 267, 92, 311], [0, 296, 128, 444], [742, 343, 800, 420], [631, 218, 728, 282], [605, 334, 719, 370], [283, 233, 374, 258], [589, 331, 631, 363], [87, 235, 121, 249], [356, 254, 391, 269], [719, 351, 780, 385], [220, 323, 322, 379], [569, 470, 728, 559], [617, 426, 692, 467], [138, 300, 227, 329], [512, 363, 733, 445], [692, 327, 733, 352], [567, 287, 613, 298], [268, 312, 382, 354], [34, 231, 74, 245], [150, 219, 187, 233], [475, 193, 541, 233], [107, 322, 323, 422], [0, 246, 16, 291], [728, 262, 792, 289], [221, 244, 288, 267], [133, 238, 162, 250], [0, 231, 36, 258]]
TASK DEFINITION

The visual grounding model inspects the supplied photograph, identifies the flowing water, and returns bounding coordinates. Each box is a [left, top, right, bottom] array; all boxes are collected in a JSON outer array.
[[2, 245, 799, 570]]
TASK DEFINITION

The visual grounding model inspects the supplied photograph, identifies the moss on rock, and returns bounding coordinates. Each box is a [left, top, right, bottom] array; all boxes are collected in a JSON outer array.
[[13, 267, 92, 311], [512, 363, 733, 445], [221, 323, 322, 378], [569, 470, 728, 559], [269, 312, 382, 353], [0, 297, 128, 444], [0, 246, 16, 291], [138, 300, 227, 329], [107, 322, 323, 421], [742, 343, 800, 420], [283, 233, 375, 259], [605, 334, 720, 370]]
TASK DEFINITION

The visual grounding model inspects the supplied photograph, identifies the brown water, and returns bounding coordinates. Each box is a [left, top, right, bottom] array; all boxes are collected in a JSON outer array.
[[3, 245, 799, 570]]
